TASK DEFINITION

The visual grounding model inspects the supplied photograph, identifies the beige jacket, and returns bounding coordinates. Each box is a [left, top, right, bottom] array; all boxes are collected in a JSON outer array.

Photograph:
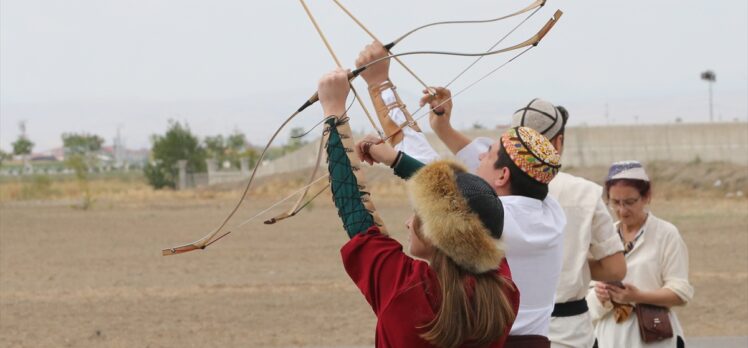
[[587, 214, 694, 348]]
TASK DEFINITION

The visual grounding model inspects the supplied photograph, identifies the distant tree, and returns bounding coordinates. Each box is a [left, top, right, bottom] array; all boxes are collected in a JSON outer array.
[[62, 133, 104, 156], [0, 149, 10, 167], [62, 133, 104, 210], [12, 121, 34, 175], [205, 130, 253, 168], [226, 131, 246, 151], [144, 120, 206, 189], [204, 135, 227, 163], [226, 130, 249, 167], [240, 147, 260, 168], [285, 127, 308, 153], [12, 136, 33, 157], [472, 122, 486, 130]]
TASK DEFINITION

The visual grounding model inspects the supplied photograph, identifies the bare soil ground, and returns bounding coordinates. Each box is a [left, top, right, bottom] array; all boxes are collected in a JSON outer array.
[[1, 165, 747, 347]]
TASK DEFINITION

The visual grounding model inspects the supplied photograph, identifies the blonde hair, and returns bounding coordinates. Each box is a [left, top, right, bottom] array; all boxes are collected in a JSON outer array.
[[412, 216, 515, 348]]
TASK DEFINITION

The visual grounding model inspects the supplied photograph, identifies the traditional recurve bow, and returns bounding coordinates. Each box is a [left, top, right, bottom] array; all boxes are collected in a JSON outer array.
[[267, 7, 563, 226], [264, 2, 559, 226], [161, 4, 562, 256]]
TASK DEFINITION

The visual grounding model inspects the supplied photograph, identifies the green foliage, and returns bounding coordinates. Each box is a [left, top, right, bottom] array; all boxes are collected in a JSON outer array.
[[62, 133, 104, 155], [145, 120, 206, 189], [285, 127, 308, 153], [65, 154, 94, 209], [240, 147, 260, 168], [143, 161, 173, 189], [61, 133, 104, 210], [204, 135, 226, 163], [0, 149, 10, 167], [205, 130, 255, 168], [226, 132, 246, 151], [65, 155, 88, 181], [12, 136, 33, 156]]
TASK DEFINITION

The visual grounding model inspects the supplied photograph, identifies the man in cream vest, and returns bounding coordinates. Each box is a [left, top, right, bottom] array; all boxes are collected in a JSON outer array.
[[511, 101, 627, 348]]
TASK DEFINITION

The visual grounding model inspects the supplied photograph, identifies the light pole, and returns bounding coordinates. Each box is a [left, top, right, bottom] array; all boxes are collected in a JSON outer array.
[[700, 70, 716, 122]]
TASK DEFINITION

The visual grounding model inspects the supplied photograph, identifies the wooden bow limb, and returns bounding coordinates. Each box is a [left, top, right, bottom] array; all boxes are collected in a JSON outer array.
[[287, 9, 563, 129], [330, 0, 432, 94], [262, 183, 330, 224], [369, 9, 563, 147], [331, 0, 544, 119], [263, 123, 330, 224], [260, 0, 385, 227], [299, 0, 383, 139], [386, 0, 546, 49], [355, 9, 563, 72], [161, 99, 315, 256], [442, 4, 544, 89], [161, 9, 562, 256]]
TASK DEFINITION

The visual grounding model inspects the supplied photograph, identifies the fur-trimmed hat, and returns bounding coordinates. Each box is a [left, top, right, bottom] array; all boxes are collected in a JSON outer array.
[[501, 127, 561, 184], [511, 98, 568, 139], [407, 160, 505, 274]]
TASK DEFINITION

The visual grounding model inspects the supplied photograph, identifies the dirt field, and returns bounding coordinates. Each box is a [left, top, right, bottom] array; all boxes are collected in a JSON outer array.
[[1, 170, 747, 347]]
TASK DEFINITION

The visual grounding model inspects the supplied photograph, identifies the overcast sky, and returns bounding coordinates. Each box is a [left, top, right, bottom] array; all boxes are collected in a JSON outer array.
[[1, 0, 747, 152]]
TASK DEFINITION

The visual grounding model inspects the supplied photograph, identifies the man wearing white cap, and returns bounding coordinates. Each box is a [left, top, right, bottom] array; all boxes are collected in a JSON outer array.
[[510, 99, 627, 348]]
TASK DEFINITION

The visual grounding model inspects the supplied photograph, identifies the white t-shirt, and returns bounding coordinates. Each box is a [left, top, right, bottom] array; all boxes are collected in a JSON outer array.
[[457, 138, 566, 336]]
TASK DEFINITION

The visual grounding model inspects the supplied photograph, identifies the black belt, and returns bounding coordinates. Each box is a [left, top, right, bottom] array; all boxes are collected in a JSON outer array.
[[506, 335, 550, 348], [551, 298, 589, 317]]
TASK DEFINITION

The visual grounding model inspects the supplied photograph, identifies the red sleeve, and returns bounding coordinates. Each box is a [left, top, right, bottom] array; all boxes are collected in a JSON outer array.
[[340, 226, 422, 315], [499, 257, 520, 328]]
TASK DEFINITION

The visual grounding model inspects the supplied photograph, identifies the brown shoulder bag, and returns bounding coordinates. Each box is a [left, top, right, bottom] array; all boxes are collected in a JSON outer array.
[[635, 304, 674, 343]]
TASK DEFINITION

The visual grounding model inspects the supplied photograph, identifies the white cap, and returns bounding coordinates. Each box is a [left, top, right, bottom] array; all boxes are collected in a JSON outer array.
[[607, 160, 650, 182], [511, 98, 565, 139]]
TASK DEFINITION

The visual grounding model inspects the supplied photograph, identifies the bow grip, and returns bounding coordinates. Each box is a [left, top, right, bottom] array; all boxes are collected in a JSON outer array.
[[297, 68, 367, 113]]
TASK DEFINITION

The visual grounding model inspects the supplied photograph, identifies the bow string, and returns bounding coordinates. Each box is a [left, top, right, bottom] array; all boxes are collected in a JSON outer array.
[[161, 2, 563, 256]]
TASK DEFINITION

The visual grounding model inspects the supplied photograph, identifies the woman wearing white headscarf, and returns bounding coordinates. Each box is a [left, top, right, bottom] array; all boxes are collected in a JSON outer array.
[[587, 161, 693, 348]]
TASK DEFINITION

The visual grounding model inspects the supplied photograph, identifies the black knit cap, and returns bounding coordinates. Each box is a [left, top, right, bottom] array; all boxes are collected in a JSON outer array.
[[455, 172, 504, 239]]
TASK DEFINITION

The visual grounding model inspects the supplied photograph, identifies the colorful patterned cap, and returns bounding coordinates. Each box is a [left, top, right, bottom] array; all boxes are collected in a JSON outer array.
[[500, 127, 561, 184], [606, 161, 650, 182]]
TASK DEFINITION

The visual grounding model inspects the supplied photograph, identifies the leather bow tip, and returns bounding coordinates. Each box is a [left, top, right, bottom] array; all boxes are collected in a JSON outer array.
[[264, 218, 277, 225], [161, 244, 201, 256]]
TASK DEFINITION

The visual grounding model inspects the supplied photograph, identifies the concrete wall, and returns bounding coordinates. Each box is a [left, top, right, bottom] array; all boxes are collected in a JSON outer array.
[[559, 123, 748, 167], [189, 122, 747, 188]]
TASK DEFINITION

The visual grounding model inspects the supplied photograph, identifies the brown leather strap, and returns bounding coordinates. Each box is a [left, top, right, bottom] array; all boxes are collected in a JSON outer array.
[[368, 80, 422, 147]]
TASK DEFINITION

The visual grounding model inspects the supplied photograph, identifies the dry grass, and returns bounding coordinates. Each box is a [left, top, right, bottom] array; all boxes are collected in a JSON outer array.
[[0, 174, 236, 206], [0, 162, 746, 347], [2, 161, 745, 212]]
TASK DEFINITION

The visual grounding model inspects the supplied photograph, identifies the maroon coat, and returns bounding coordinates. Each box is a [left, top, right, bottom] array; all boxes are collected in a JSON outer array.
[[341, 226, 520, 348]]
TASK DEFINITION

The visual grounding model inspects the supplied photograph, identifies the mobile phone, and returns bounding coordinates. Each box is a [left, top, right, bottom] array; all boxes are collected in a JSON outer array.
[[606, 281, 625, 289]]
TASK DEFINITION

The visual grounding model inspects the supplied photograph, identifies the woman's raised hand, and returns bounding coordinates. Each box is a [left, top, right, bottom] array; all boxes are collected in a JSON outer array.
[[355, 134, 398, 166], [318, 68, 351, 117]]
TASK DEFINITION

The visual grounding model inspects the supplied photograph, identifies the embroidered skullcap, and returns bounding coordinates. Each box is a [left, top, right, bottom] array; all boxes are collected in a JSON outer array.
[[500, 126, 561, 184], [511, 98, 567, 139], [606, 161, 650, 182], [408, 160, 505, 274]]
